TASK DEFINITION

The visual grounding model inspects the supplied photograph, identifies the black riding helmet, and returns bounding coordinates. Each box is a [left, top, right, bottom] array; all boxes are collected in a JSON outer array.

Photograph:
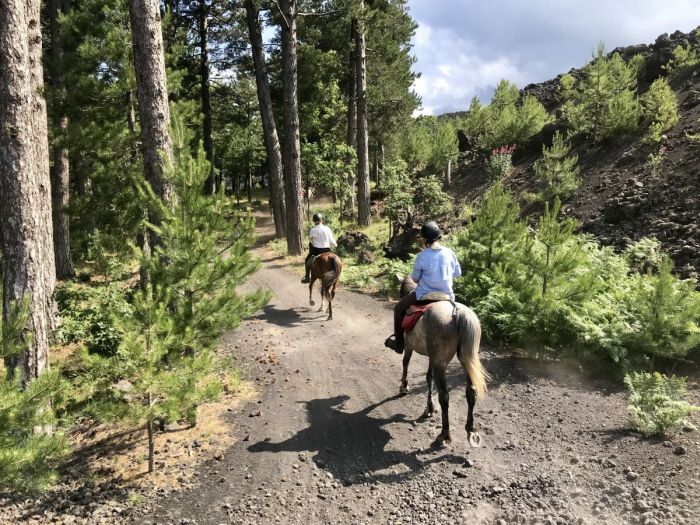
[[312, 213, 323, 223], [421, 221, 442, 243]]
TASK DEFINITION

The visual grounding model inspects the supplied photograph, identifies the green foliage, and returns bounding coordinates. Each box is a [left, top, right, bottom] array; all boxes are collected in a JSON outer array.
[[72, 116, 269, 472], [646, 145, 667, 177], [379, 159, 413, 222], [663, 42, 700, 81], [625, 256, 700, 361], [413, 175, 453, 220], [641, 78, 679, 143], [533, 131, 580, 201], [302, 141, 356, 215], [0, 297, 69, 493], [141, 118, 269, 358], [54, 282, 133, 356], [625, 372, 699, 436], [562, 45, 641, 142], [378, 256, 416, 299], [486, 145, 516, 180], [624, 237, 662, 273]]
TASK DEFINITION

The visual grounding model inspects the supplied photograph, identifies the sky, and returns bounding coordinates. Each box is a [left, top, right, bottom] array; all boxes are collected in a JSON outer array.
[[408, 0, 700, 115]]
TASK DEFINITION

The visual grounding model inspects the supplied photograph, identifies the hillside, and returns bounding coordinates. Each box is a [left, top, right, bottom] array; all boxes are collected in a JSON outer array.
[[450, 28, 700, 279]]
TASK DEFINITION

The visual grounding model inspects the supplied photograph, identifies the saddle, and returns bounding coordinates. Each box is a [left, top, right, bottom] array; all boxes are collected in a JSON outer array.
[[401, 292, 451, 332]]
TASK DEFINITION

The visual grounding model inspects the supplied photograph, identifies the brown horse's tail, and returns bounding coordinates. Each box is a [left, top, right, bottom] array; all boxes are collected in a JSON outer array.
[[321, 254, 339, 290], [456, 306, 489, 398]]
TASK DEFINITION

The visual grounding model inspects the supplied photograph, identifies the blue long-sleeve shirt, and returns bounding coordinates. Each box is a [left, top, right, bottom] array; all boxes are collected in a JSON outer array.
[[411, 245, 462, 301]]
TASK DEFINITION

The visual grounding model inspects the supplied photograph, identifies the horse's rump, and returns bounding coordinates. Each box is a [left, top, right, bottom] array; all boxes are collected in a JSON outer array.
[[312, 252, 341, 289]]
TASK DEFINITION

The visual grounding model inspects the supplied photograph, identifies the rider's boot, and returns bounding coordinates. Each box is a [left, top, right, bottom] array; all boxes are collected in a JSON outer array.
[[384, 334, 404, 354]]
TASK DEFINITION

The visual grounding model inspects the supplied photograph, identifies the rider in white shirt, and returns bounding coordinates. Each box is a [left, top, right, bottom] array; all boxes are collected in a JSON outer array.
[[301, 213, 337, 283]]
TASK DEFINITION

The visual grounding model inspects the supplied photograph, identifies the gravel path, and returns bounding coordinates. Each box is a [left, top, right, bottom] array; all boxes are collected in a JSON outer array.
[[141, 214, 699, 525]]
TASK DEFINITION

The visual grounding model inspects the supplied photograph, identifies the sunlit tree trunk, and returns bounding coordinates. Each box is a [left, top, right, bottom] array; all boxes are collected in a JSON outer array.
[[279, 0, 304, 255], [245, 0, 286, 238], [355, 0, 371, 226], [0, 0, 57, 383]]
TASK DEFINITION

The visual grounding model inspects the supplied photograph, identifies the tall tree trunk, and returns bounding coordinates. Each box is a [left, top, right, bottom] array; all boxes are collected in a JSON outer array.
[[355, 1, 371, 226], [344, 18, 357, 218], [0, 0, 57, 383], [128, 0, 173, 209], [279, 0, 304, 255], [245, 0, 286, 238], [199, 1, 215, 194], [48, 0, 75, 280]]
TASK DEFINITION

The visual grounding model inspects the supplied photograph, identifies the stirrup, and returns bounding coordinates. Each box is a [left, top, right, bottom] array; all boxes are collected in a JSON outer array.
[[301, 276, 310, 283]]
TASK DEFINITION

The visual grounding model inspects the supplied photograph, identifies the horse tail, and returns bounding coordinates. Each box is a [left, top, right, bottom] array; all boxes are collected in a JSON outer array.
[[321, 254, 338, 290], [455, 306, 489, 398]]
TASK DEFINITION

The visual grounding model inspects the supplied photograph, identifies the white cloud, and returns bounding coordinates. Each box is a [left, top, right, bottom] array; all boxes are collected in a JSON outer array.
[[408, 0, 700, 114]]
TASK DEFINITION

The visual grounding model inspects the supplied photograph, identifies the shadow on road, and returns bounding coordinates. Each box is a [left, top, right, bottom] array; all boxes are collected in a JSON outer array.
[[252, 304, 328, 327], [248, 394, 465, 485]]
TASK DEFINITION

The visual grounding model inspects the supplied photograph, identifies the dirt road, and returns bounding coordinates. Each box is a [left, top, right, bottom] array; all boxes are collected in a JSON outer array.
[[144, 214, 698, 525]]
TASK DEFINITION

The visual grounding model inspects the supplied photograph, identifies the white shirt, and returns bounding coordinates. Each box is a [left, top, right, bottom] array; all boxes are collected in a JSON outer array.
[[309, 224, 337, 249]]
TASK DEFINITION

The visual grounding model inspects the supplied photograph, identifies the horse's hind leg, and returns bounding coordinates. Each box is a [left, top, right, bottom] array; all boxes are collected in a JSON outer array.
[[326, 288, 333, 320], [423, 364, 435, 417], [432, 365, 451, 445], [318, 286, 326, 312], [465, 375, 481, 447], [309, 279, 315, 306], [400, 348, 412, 394]]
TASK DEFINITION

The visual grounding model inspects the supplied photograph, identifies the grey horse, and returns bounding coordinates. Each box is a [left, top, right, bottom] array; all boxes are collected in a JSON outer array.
[[399, 276, 489, 447]]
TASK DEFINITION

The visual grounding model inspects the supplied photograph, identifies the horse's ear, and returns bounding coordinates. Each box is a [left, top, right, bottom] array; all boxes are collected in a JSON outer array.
[[395, 273, 404, 283]]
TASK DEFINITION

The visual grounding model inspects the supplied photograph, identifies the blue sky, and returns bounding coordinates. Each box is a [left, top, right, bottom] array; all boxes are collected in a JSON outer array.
[[408, 0, 700, 115]]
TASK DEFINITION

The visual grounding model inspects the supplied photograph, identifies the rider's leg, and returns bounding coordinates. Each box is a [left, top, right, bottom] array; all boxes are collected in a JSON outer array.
[[385, 291, 416, 353], [301, 252, 314, 283]]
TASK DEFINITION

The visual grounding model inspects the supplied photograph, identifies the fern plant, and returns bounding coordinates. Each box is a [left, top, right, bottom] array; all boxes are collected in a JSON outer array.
[[625, 371, 699, 436]]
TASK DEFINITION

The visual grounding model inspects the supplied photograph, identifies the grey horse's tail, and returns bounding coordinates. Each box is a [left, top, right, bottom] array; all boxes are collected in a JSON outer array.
[[455, 306, 489, 398]]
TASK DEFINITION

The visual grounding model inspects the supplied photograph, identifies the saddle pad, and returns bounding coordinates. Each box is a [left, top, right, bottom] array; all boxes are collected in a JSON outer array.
[[401, 304, 432, 332]]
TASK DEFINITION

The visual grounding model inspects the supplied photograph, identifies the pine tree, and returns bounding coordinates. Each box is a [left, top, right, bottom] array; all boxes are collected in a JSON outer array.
[[413, 175, 453, 221], [379, 159, 412, 237], [533, 131, 580, 202], [562, 45, 641, 142], [457, 182, 527, 273], [77, 117, 269, 473], [641, 77, 679, 143], [532, 199, 585, 297], [627, 256, 700, 362], [0, 296, 69, 492]]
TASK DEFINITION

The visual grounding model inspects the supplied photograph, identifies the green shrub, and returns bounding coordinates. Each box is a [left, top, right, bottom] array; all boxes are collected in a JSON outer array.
[[562, 46, 641, 142], [624, 237, 661, 273], [413, 175, 453, 220], [663, 42, 700, 81], [378, 256, 415, 299], [533, 131, 580, 201], [54, 281, 133, 356], [624, 371, 699, 436], [625, 256, 700, 362], [0, 296, 70, 493], [486, 145, 516, 180], [641, 77, 679, 143]]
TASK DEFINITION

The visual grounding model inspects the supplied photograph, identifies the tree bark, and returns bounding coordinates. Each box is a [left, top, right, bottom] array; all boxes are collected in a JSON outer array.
[[279, 0, 304, 255], [245, 0, 286, 238], [199, 1, 215, 194], [344, 18, 357, 218], [445, 158, 452, 188], [48, 0, 75, 279], [0, 0, 57, 383], [128, 0, 173, 207], [355, 1, 371, 226]]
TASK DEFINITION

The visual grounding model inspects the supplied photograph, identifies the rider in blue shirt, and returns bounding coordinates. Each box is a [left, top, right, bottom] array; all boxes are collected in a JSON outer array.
[[384, 221, 461, 354]]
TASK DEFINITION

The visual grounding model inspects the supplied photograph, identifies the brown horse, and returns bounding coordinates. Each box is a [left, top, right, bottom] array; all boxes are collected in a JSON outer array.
[[399, 276, 489, 447], [309, 252, 342, 320]]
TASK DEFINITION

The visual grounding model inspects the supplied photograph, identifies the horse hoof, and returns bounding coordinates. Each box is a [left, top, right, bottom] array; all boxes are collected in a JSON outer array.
[[399, 385, 409, 395], [309, 300, 315, 306], [432, 434, 451, 447], [468, 432, 482, 448], [422, 408, 434, 418]]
